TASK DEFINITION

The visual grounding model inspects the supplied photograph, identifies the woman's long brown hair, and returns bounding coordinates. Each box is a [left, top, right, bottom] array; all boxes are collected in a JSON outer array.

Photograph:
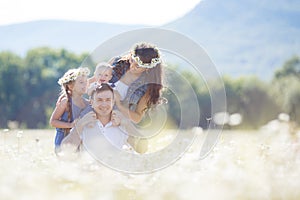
[[133, 43, 163, 107]]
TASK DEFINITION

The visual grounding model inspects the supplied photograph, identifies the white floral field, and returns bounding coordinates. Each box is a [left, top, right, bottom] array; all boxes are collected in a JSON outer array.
[[1, 124, 300, 200]]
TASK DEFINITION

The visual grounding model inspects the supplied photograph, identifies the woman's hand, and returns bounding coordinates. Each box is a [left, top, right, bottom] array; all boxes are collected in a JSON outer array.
[[113, 90, 122, 107], [111, 110, 122, 126]]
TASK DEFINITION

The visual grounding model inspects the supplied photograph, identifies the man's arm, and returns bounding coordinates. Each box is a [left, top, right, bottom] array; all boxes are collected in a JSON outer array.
[[61, 127, 82, 151], [61, 111, 97, 152]]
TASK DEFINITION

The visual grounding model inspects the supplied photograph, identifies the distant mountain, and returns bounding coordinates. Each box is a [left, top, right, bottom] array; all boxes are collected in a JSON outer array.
[[0, 0, 299, 79], [166, 0, 300, 78], [0, 20, 141, 55]]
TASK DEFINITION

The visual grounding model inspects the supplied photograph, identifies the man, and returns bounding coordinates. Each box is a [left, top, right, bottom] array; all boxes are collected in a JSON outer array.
[[61, 83, 147, 153]]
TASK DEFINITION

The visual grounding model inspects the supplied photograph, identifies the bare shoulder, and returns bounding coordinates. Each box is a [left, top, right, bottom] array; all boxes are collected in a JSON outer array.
[[57, 97, 69, 108]]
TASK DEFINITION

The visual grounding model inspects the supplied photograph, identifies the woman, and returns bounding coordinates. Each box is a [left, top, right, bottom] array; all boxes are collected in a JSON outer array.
[[110, 42, 164, 124]]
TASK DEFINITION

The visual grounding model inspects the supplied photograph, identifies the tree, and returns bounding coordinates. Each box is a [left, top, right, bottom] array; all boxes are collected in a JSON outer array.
[[0, 47, 88, 128], [272, 55, 300, 123], [237, 76, 279, 128], [0, 52, 25, 127], [274, 56, 300, 79], [271, 76, 300, 123], [221, 76, 279, 129], [20, 47, 87, 128]]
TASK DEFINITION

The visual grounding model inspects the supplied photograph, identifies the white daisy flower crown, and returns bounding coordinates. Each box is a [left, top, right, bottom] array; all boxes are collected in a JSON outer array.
[[131, 55, 162, 69], [131, 47, 162, 69], [58, 67, 90, 86]]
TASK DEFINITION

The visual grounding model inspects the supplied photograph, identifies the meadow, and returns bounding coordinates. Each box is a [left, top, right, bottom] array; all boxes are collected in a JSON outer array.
[[0, 122, 299, 200]]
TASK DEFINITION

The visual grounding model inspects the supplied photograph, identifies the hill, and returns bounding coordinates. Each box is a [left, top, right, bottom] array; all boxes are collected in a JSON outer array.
[[166, 0, 300, 78], [0, 0, 299, 79], [0, 20, 141, 55]]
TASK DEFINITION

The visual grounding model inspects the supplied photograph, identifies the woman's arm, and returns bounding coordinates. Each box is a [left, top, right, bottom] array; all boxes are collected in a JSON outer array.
[[114, 91, 148, 124], [49, 97, 75, 129]]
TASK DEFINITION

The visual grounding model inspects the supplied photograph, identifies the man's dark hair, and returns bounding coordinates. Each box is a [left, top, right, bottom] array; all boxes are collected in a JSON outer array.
[[91, 83, 114, 99]]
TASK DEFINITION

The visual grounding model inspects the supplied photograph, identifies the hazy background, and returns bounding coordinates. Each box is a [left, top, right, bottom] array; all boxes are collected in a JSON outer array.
[[1, 0, 299, 78], [1, 1, 300, 199], [0, 0, 300, 129]]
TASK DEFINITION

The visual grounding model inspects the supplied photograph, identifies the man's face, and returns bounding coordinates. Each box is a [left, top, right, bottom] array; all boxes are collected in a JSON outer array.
[[91, 90, 114, 117]]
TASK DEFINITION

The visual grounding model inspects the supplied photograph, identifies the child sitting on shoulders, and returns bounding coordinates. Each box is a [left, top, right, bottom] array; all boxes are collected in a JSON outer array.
[[87, 62, 113, 96]]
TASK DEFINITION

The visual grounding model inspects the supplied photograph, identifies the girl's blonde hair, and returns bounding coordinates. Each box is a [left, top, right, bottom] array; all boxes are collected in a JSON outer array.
[[94, 62, 113, 75], [58, 67, 90, 86]]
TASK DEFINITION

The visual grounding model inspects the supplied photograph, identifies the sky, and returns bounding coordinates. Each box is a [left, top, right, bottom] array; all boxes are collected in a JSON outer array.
[[0, 0, 201, 26]]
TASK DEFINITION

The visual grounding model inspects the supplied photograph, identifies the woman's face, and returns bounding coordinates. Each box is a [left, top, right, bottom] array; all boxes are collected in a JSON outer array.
[[129, 55, 146, 74]]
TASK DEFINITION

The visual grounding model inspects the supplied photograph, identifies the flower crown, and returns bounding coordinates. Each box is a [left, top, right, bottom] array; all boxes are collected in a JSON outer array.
[[58, 67, 90, 86], [131, 54, 162, 69]]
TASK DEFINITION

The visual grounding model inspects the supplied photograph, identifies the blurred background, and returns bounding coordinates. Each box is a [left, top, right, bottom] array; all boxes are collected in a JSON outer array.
[[0, 0, 299, 129], [1, 1, 300, 199]]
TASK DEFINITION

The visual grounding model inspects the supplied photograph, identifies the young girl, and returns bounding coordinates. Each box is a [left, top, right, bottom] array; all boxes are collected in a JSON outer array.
[[49, 67, 90, 152]]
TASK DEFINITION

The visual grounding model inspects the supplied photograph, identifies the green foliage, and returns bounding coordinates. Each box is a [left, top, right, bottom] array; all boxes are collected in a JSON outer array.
[[230, 76, 279, 129], [0, 52, 25, 127], [0, 48, 298, 129], [271, 56, 300, 123], [203, 75, 279, 129], [0, 48, 87, 128], [274, 56, 300, 79]]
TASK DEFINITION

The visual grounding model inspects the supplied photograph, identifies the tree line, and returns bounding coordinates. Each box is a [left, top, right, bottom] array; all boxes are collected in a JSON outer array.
[[0, 47, 299, 129]]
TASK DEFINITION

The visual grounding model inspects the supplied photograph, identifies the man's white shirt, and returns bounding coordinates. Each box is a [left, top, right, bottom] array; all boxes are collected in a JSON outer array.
[[82, 121, 134, 152]]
